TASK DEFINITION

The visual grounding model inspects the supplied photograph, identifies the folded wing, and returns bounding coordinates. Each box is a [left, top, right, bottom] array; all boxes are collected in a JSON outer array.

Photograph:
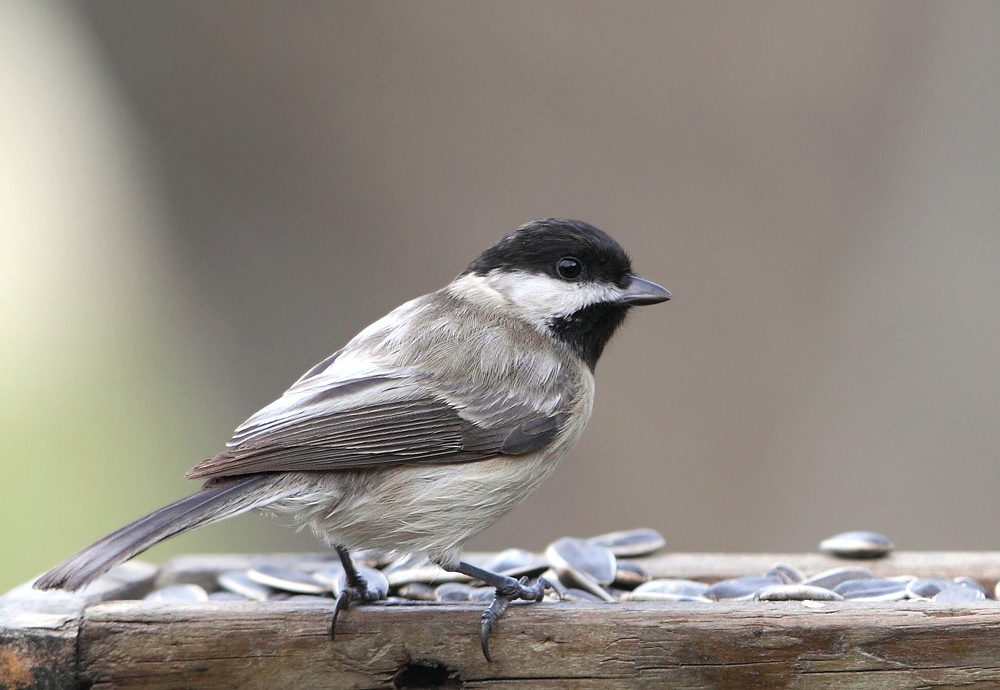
[[187, 372, 565, 479]]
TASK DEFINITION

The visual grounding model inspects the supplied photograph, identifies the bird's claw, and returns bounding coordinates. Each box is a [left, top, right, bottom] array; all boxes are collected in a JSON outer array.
[[479, 576, 557, 662], [330, 577, 386, 640]]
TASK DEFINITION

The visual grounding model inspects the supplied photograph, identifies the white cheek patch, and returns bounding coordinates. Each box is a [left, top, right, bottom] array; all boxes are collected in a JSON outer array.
[[477, 271, 624, 329]]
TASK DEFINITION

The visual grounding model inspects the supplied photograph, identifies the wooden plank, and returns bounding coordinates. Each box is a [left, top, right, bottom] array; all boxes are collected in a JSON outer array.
[[12, 552, 1000, 688], [0, 586, 81, 690], [0, 562, 156, 690], [79, 598, 1000, 690]]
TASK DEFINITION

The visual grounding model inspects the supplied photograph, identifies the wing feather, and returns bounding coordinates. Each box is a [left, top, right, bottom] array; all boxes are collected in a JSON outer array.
[[187, 373, 564, 479]]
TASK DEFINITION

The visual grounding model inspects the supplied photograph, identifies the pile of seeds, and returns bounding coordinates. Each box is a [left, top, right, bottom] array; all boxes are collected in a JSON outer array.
[[141, 529, 993, 605]]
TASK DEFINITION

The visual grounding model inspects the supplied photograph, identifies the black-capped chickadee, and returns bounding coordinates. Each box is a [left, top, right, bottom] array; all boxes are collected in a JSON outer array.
[[34, 218, 670, 660]]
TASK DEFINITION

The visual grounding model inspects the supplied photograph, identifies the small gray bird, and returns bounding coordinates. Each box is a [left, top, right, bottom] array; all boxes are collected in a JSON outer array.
[[34, 218, 670, 660]]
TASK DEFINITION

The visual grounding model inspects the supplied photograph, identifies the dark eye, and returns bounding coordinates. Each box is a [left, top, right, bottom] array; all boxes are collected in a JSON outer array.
[[556, 257, 583, 280]]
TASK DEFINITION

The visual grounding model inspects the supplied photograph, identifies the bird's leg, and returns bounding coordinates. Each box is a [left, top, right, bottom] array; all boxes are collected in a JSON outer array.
[[330, 545, 385, 640], [446, 560, 562, 662]]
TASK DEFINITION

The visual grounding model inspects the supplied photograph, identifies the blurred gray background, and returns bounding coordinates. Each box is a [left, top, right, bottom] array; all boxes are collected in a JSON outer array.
[[4, 1, 1000, 592]]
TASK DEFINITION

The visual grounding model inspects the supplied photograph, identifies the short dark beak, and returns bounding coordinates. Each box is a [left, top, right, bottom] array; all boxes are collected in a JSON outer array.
[[621, 276, 671, 305]]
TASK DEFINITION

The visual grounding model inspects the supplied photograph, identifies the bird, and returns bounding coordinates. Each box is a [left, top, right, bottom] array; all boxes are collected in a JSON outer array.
[[34, 218, 670, 661]]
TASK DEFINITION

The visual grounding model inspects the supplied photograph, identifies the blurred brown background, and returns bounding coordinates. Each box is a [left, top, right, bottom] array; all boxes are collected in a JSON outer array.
[[4, 1, 1000, 592]]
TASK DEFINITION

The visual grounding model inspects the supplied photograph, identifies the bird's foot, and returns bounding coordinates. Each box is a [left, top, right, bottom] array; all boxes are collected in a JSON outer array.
[[330, 563, 387, 640], [478, 575, 559, 662]]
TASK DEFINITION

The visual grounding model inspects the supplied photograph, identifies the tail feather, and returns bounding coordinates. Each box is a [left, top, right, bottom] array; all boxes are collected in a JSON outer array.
[[34, 475, 274, 592]]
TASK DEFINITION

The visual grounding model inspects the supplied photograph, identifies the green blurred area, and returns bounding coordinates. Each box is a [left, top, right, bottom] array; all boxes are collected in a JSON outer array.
[[1, 326, 208, 592], [0, 255, 320, 593], [0, 1, 315, 593]]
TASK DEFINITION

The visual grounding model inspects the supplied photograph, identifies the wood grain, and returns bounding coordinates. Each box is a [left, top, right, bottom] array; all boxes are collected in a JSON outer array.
[[7, 553, 1000, 689], [0, 562, 156, 690], [79, 599, 1000, 689]]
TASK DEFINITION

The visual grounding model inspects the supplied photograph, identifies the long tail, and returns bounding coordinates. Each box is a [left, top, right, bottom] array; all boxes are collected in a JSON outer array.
[[34, 475, 275, 592]]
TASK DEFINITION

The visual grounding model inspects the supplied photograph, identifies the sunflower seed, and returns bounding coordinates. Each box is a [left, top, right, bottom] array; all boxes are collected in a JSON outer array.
[[632, 578, 710, 598], [314, 564, 389, 599], [766, 564, 805, 584], [705, 576, 782, 601], [140, 527, 1000, 614], [381, 561, 469, 587], [218, 570, 274, 601], [613, 561, 651, 589], [351, 549, 396, 569], [905, 578, 953, 600], [247, 563, 329, 595], [383, 553, 433, 574], [588, 528, 666, 558], [622, 591, 713, 603], [563, 588, 613, 603], [435, 582, 477, 602], [484, 548, 535, 573], [469, 586, 498, 603], [546, 537, 616, 585], [555, 566, 617, 601], [312, 563, 346, 587], [802, 567, 875, 590], [933, 583, 987, 602], [754, 584, 844, 602], [396, 583, 437, 601], [833, 578, 909, 600], [819, 531, 894, 559], [478, 548, 550, 580], [143, 584, 209, 603], [357, 566, 390, 599], [952, 577, 988, 597]]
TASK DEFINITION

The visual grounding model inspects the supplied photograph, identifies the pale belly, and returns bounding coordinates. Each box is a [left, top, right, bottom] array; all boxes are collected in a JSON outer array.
[[263, 453, 560, 567]]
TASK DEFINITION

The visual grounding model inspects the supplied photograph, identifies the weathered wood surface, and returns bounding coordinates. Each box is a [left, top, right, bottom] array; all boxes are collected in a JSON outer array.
[[80, 599, 1000, 689], [0, 562, 155, 690], [0, 589, 81, 690], [6, 552, 1000, 689]]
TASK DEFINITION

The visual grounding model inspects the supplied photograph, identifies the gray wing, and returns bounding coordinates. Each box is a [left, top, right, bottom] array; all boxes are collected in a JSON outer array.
[[186, 373, 565, 480]]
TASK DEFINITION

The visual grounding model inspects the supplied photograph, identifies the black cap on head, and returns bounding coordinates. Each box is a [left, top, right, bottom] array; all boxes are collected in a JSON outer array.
[[464, 218, 634, 287], [463, 219, 668, 370]]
